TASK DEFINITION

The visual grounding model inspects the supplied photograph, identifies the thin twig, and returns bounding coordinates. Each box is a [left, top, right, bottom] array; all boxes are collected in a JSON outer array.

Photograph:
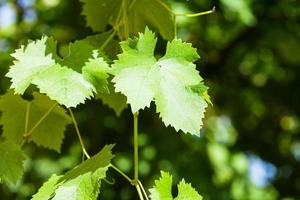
[[136, 184, 145, 200], [133, 112, 139, 184], [138, 180, 149, 200], [175, 6, 216, 17], [110, 164, 134, 184], [68, 108, 90, 159]]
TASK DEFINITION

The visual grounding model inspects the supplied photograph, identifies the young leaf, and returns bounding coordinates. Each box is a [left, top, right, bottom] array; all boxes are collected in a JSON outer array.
[[149, 171, 173, 200], [0, 91, 71, 152], [52, 168, 107, 200], [96, 84, 128, 116], [0, 138, 26, 184], [6, 37, 100, 108], [112, 28, 209, 135], [31, 174, 62, 200], [32, 64, 95, 108], [149, 171, 203, 200], [6, 37, 55, 94], [82, 51, 110, 93], [31, 145, 113, 199], [111, 29, 160, 113]]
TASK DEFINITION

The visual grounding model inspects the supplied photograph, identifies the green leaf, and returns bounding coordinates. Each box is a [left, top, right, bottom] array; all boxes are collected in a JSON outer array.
[[28, 93, 71, 152], [0, 91, 28, 143], [0, 91, 71, 152], [112, 28, 209, 135], [149, 171, 203, 200], [6, 37, 55, 94], [32, 64, 95, 108], [80, 0, 120, 32], [155, 58, 207, 135], [52, 168, 107, 200], [61, 144, 114, 182], [175, 180, 203, 200], [149, 171, 173, 200], [31, 174, 62, 200], [83, 30, 120, 59], [82, 51, 110, 93], [0, 138, 26, 184], [96, 84, 128, 116], [111, 28, 160, 113], [80, 0, 174, 40], [31, 145, 113, 200], [58, 40, 95, 73], [6, 37, 99, 108]]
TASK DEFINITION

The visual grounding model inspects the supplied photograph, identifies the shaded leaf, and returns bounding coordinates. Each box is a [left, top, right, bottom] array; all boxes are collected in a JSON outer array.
[[0, 138, 26, 184]]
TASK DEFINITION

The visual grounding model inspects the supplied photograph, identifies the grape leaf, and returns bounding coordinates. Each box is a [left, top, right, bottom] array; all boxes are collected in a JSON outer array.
[[83, 30, 120, 59], [111, 28, 209, 135], [96, 84, 128, 116], [58, 40, 95, 73], [0, 91, 28, 143], [0, 138, 26, 184], [149, 171, 173, 200], [80, 0, 174, 40], [31, 145, 113, 199], [6, 37, 55, 94], [0, 91, 71, 152], [52, 168, 107, 200], [31, 174, 62, 200], [82, 51, 110, 93], [32, 64, 95, 108], [28, 93, 71, 152], [61, 144, 114, 181], [111, 29, 160, 113], [80, 0, 120, 32], [175, 180, 203, 200], [149, 171, 203, 200], [6, 37, 102, 108]]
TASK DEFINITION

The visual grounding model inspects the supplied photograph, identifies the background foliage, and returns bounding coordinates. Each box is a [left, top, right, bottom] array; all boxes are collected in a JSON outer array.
[[0, 0, 299, 199]]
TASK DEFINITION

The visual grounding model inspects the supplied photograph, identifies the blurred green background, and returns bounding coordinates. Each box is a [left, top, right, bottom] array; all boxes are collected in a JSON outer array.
[[0, 0, 299, 199]]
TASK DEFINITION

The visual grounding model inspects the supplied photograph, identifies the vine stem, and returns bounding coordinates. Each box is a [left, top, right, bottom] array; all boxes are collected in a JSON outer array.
[[68, 108, 90, 159], [133, 112, 139, 184], [110, 164, 133, 184], [136, 185, 144, 200], [68, 109, 136, 187], [138, 180, 149, 200]]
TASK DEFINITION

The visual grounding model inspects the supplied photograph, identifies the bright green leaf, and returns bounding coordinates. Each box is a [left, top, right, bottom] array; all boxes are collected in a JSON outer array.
[[6, 37, 98, 108], [82, 51, 110, 93], [31, 174, 62, 200], [0, 138, 26, 184], [6, 37, 55, 94], [112, 28, 209, 135], [53, 168, 107, 200], [32, 64, 95, 108], [149, 171, 173, 200], [175, 180, 203, 200], [149, 171, 203, 200]]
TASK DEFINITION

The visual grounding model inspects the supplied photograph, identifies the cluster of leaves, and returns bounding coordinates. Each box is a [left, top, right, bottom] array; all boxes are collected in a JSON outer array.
[[0, 27, 208, 198], [0, 0, 211, 199]]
